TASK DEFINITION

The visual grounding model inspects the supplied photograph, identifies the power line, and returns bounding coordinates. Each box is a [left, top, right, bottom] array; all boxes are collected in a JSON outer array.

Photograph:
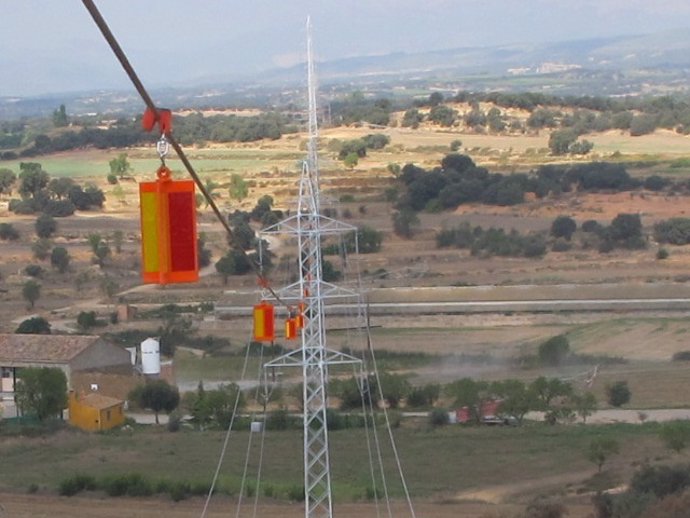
[[81, 0, 285, 305]]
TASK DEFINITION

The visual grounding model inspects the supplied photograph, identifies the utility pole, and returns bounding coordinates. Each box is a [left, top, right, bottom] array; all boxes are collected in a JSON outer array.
[[262, 17, 361, 518]]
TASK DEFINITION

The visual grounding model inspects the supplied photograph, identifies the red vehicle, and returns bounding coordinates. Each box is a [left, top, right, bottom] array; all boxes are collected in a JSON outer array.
[[455, 399, 512, 425]]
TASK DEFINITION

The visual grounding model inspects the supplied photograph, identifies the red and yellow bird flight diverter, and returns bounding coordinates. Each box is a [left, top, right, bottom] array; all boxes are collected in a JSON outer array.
[[253, 301, 276, 342], [139, 165, 199, 284]]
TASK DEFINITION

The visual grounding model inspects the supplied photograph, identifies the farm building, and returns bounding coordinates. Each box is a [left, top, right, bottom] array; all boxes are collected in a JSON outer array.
[[68, 391, 125, 432], [0, 334, 132, 400]]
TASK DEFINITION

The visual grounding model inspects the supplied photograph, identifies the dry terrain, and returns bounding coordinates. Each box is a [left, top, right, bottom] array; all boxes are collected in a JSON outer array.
[[3, 122, 690, 518]]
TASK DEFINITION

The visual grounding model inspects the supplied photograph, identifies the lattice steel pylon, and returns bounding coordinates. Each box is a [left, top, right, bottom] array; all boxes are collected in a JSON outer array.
[[261, 17, 362, 518]]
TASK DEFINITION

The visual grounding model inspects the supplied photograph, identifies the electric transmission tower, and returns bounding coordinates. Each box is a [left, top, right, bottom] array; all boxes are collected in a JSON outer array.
[[261, 17, 362, 518]]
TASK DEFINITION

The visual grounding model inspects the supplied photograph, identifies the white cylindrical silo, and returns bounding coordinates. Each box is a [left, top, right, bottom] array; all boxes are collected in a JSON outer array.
[[141, 338, 161, 375]]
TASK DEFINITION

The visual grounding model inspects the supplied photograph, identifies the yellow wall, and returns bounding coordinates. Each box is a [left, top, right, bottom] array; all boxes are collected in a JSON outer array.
[[68, 393, 125, 432]]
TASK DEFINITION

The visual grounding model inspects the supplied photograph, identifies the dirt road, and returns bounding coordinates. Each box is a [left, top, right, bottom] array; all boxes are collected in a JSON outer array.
[[0, 493, 526, 518]]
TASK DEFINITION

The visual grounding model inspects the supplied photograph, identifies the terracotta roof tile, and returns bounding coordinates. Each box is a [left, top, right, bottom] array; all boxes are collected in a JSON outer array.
[[0, 334, 102, 364]]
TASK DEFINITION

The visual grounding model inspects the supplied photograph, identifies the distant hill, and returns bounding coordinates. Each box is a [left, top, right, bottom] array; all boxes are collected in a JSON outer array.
[[3, 29, 690, 118], [256, 29, 690, 84]]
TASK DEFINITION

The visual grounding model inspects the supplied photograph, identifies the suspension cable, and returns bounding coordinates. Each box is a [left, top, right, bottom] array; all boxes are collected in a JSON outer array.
[[199, 335, 255, 518], [365, 304, 417, 518], [356, 363, 383, 518], [81, 0, 286, 305]]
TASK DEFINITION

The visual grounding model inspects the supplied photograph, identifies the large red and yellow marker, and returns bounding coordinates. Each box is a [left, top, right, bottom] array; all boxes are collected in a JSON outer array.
[[139, 165, 199, 284]]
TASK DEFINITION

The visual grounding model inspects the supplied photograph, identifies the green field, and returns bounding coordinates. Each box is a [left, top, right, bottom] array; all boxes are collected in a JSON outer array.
[[0, 421, 675, 502], [2, 148, 304, 179]]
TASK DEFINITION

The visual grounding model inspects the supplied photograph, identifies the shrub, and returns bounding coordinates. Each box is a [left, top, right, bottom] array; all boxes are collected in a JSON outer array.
[[58, 474, 97, 496], [287, 484, 305, 502], [35, 213, 57, 238], [167, 412, 182, 432], [654, 218, 690, 245], [606, 381, 631, 407], [43, 199, 75, 217], [429, 408, 449, 427], [265, 408, 298, 430], [630, 464, 690, 498], [523, 500, 568, 518], [582, 220, 603, 233], [551, 239, 572, 252], [657, 248, 669, 260], [550, 215, 577, 241], [538, 335, 571, 366], [15, 316, 51, 334], [24, 264, 44, 278], [659, 421, 690, 452], [672, 351, 690, 361], [169, 481, 191, 501], [0, 223, 20, 240], [77, 311, 98, 330]]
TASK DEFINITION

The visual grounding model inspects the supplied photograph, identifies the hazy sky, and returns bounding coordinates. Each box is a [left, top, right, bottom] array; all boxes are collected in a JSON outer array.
[[2, 0, 690, 97]]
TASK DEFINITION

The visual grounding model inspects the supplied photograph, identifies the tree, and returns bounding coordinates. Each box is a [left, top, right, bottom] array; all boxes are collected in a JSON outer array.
[[18, 162, 50, 199], [94, 241, 111, 268], [202, 179, 221, 208], [392, 209, 419, 239], [659, 421, 690, 453], [428, 92, 444, 106], [548, 129, 578, 155], [407, 384, 440, 408], [215, 254, 235, 285], [378, 372, 411, 409], [32, 238, 52, 261], [87, 233, 102, 254], [343, 152, 358, 169], [606, 381, 631, 407], [550, 216, 577, 241], [35, 213, 57, 238], [129, 380, 180, 424], [428, 105, 457, 127], [344, 225, 383, 254], [588, 437, 619, 472], [187, 383, 245, 429], [530, 377, 573, 411], [24, 264, 44, 278], [401, 109, 423, 129], [573, 392, 597, 423], [112, 230, 124, 254], [68, 184, 105, 210], [197, 233, 212, 267], [22, 280, 41, 309], [109, 153, 130, 178], [251, 195, 274, 222], [77, 311, 98, 331], [52, 104, 69, 127], [610, 213, 643, 247], [493, 379, 535, 425], [99, 275, 119, 302], [445, 378, 491, 424], [48, 177, 75, 200], [215, 249, 252, 283], [15, 367, 67, 420], [538, 335, 571, 366], [228, 173, 249, 202], [429, 408, 449, 427], [202, 384, 244, 428], [15, 316, 51, 334], [321, 259, 342, 282], [0, 168, 17, 195], [0, 223, 19, 240]]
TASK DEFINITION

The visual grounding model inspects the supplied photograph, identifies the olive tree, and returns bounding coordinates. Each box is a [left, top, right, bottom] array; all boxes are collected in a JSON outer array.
[[15, 367, 67, 420], [129, 380, 180, 425]]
